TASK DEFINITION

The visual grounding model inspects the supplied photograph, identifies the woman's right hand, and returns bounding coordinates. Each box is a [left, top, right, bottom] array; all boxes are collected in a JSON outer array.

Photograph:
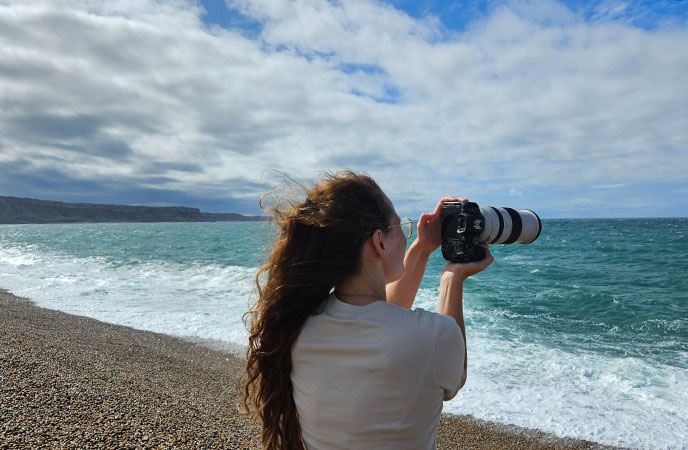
[[442, 245, 494, 281], [415, 196, 468, 254]]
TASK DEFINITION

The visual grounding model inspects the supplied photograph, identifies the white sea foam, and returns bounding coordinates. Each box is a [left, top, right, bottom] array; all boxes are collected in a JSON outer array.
[[414, 287, 688, 450], [2, 243, 687, 449], [0, 244, 256, 345]]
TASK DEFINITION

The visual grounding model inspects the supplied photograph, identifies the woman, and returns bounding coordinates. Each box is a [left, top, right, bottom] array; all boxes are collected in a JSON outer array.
[[243, 170, 493, 449]]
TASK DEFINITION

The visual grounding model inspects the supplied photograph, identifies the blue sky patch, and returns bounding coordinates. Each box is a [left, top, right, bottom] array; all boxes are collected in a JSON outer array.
[[198, 0, 263, 37]]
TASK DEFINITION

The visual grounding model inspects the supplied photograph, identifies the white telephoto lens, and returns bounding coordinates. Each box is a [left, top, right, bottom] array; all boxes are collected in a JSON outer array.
[[478, 206, 541, 245], [517, 210, 541, 244], [493, 207, 513, 244], [478, 206, 499, 244]]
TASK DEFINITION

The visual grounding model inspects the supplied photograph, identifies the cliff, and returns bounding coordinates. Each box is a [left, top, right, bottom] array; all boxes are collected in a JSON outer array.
[[0, 196, 265, 224]]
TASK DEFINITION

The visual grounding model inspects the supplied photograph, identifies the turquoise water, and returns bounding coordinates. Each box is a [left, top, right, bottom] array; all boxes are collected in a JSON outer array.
[[1, 219, 687, 449], [434, 219, 688, 369]]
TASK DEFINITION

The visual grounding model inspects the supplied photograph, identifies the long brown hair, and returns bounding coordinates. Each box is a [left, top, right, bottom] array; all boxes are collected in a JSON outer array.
[[242, 170, 393, 449]]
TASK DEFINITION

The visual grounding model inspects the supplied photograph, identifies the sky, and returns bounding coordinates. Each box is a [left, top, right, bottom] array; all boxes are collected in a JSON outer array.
[[1, 0, 687, 218]]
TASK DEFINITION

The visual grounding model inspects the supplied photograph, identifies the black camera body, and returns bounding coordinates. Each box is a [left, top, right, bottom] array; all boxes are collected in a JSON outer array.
[[440, 201, 542, 263], [440, 202, 486, 263]]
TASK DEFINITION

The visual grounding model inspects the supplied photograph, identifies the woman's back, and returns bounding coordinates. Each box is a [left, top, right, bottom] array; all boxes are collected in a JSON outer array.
[[291, 293, 465, 450], [244, 172, 491, 449]]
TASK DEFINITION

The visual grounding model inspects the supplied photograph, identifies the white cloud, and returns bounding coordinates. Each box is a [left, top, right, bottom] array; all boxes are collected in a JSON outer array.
[[0, 0, 686, 216], [591, 184, 626, 189]]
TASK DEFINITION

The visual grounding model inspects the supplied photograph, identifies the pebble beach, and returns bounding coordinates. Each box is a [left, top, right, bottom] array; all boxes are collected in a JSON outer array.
[[1, 288, 624, 450]]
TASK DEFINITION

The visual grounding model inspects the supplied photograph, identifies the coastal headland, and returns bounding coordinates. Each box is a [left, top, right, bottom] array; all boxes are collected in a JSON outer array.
[[0, 289, 623, 449], [0, 196, 265, 224]]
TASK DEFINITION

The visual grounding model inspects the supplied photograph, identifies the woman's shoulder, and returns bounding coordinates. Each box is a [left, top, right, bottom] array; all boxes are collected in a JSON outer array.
[[313, 294, 452, 337], [376, 302, 443, 333], [382, 303, 460, 343]]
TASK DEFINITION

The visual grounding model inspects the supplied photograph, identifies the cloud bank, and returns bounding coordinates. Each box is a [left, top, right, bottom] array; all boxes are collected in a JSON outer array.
[[0, 0, 686, 217]]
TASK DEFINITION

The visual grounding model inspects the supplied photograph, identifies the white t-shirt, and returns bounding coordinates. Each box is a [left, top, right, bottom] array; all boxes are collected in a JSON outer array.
[[291, 293, 465, 450]]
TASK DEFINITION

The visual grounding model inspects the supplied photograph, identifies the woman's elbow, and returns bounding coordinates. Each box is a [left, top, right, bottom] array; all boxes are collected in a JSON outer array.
[[444, 370, 467, 401], [458, 369, 467, 390]]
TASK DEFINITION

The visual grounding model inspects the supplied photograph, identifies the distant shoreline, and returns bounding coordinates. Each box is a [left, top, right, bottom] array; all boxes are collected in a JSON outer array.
[[0, 195, 267, 224]]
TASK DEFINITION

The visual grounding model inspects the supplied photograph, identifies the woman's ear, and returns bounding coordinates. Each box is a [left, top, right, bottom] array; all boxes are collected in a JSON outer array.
[[372, 230, 386, 257]]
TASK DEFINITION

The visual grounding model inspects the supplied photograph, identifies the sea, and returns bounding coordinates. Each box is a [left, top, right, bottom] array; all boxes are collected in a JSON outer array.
[[1, 219, 686, 449]]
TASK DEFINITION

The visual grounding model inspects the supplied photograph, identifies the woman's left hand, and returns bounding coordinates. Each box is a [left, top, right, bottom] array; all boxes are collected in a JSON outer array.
[[415, 196, 468, 254]]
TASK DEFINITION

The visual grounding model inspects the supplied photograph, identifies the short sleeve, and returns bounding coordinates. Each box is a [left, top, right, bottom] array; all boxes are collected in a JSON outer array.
[[432, 313, 465, 400]]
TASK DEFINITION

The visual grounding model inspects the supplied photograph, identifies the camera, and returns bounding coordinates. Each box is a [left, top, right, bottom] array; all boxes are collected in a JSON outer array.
[[440, 202, 542, 263]]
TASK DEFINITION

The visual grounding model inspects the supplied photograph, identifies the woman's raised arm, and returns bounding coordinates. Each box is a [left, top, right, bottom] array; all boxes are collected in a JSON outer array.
[[437, 247, 494, 391], [386, 196, 467, 309]]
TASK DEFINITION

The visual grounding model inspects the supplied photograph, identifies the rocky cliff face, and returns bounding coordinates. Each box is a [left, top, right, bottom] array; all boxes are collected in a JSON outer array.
[[0, 196, 264, 224]]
